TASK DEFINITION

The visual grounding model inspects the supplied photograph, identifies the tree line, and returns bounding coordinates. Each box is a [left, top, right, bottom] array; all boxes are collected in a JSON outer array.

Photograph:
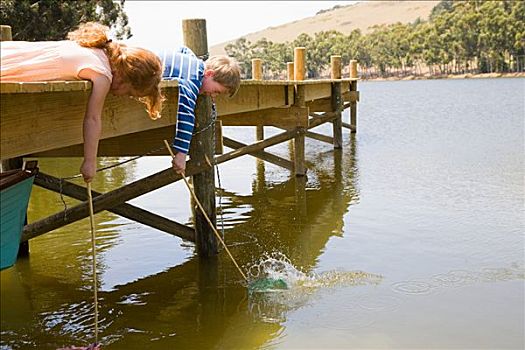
[[224, 0, 525, 79]]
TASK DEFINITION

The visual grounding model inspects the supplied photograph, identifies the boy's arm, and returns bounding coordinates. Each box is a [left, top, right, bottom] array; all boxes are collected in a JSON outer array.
[[171, 82, 198, 173]]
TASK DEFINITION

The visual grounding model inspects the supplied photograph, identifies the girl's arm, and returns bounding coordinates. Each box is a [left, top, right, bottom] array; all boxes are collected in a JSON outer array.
[[78, 69, 111, 182]]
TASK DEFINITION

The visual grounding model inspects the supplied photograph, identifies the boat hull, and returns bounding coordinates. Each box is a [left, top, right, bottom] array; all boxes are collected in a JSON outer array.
[[1, 175, 35, 270]]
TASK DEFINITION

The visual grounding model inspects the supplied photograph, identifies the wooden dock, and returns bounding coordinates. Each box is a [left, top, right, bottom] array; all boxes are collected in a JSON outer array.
[[0, 20, 359, 258]]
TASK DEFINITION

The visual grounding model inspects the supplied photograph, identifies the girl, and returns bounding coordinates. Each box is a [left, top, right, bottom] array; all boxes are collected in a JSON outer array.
[[1, 22, 164, 182]]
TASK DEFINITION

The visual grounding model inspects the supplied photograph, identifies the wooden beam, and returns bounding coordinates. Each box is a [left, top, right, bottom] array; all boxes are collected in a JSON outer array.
[[216, 128, 299, 164], [222, 137, 293, 170], [22, 160, 210, 241], [305, 131, 334, 144], [23, 126, 301, 240], [32, 172, 195, 241], [31, 126, 174, 157], [307, 98, 331, 113], [0, 86, 179, 159], [214, 84, 289, 115], [219, 106, 308, 128]]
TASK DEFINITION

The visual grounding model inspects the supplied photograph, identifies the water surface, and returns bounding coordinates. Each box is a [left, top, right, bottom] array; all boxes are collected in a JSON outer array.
[[1, 78, 524, 349]]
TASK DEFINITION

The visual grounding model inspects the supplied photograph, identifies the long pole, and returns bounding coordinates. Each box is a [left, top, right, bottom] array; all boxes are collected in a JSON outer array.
[[87, 183, 99, 344], [163, 140, 248, 281]]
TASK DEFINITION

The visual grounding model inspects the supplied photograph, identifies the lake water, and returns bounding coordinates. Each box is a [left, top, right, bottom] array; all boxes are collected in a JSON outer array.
[[1, 78, 524, 349]]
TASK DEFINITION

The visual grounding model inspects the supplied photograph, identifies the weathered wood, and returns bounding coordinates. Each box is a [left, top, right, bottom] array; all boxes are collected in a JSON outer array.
[[294, 85, 306, 176], [0, 25, 12, 41], [32, 172, 195, 241], [349, 60, 358, 79], [252, 59, 263, 80], [330, 56, 342, 79], [184, 19, 217, 257], [222, 137, 293, 170], [349, 60, 358, 133], [215, 120, 224, 155], [214, 84, 289, 115], [342, 122, 357, 132], [219, 106, 308, 128], [216, 128, 299, 164], [252, 59, 264, 140], [305, 131, 334, 144], [307, 98, 332, 113], [22, 129, 302, 240], [22, 160, 211, 241], [294, 47, 306, 80], [0, 87, 179, 159], [331, 55, 343, 149], [287, 62, 294, 80], [350, 80, 358, 133]]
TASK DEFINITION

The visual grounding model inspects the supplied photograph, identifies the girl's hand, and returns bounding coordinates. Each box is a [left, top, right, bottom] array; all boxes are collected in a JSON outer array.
[[172, 152, 187, 174], [81, 159, 97, 183]]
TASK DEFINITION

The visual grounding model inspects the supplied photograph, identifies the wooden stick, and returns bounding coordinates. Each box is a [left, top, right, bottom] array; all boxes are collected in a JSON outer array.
[[163, 140, 248, 281], [86, 182, 99, 344]]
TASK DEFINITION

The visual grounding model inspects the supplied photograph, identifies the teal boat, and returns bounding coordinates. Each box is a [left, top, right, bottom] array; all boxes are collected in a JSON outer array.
[[0, 161, 38, 270]]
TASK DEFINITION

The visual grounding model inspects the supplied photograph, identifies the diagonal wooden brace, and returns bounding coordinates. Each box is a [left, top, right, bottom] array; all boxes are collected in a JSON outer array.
[[222, 137, 294, 170], [22, 160, 210, 241], [28, 172, 195, 242]]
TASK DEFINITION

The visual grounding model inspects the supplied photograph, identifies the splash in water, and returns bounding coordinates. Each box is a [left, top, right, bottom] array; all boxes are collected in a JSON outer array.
[[245, 252, 382, 323], [245, 252, 382, 293]]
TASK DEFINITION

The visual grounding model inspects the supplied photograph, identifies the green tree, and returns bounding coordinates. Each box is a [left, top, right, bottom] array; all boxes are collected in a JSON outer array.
[[0, 0, 131, 41]]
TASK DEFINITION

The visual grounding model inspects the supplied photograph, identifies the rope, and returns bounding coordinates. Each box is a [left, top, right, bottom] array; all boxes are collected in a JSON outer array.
[[86, 183, 99, 345], [164, 140, 247, 282]]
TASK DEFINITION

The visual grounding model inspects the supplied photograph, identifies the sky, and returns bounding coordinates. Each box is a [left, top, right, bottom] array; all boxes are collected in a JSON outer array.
[[122, 1, 357, 51]]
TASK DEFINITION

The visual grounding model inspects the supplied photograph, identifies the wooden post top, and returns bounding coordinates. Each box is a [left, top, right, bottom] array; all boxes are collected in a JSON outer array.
[[330, 55, 342, 79], [182, 19, 208, 57], [252, 58, 263, 80], [1, 25, 12, 41], [294, 47, 306, 81], [349, 60, 358, 79]]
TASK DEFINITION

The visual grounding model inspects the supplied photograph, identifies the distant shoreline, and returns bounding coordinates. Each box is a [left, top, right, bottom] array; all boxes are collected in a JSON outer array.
[[360, 72, 525, 82]]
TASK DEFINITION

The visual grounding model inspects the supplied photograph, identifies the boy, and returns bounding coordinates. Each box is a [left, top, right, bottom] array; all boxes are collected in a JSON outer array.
[[157, 46, 241, 174]]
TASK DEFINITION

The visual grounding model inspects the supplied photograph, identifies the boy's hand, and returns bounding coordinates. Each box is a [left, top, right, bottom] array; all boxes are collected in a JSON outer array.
[[81, 159, 96, 183], [172, 152, 187, 174]]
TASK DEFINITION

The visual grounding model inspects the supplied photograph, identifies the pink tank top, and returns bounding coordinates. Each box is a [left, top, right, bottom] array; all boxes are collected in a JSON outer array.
[[0, 40, 112, 83]]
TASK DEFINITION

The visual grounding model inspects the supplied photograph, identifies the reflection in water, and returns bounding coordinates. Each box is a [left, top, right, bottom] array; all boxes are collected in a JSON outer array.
[[2, 139, 361, 349]]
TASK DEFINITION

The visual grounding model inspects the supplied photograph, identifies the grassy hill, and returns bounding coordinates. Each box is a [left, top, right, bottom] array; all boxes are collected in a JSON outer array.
[[210, 1, 439, 55]]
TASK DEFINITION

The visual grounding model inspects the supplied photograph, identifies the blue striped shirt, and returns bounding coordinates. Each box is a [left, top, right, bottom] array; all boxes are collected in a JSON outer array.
[[157, 46, 205, 154]]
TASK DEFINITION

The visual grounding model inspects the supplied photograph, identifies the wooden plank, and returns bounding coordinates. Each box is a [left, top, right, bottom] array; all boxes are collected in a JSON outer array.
[[307, 98, 332, 113], [304, 82, 332, 101], [31, 126, 175, 157], [33, 172, 195, 241], [215, 84, 289, 115], [0, 86, 179, 159], [219, 106, 308, 128]]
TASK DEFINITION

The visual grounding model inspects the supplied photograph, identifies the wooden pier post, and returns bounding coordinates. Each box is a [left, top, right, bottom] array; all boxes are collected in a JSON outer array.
[[287, 62, 294, 80], [183, 19, 217, 257], [331, 55, 343, 148], [293, 47, 306, 176], [252, 59, 264, 141], [251, 58, 263, 80], [0, 25, 29, 257], [349, 60, 358, 133]]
